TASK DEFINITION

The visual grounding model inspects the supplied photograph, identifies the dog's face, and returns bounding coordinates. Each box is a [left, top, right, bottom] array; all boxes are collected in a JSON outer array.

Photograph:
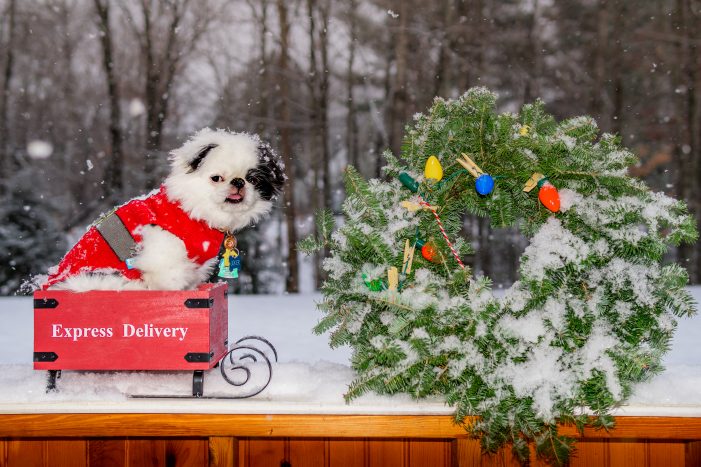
[[164, 129, 285, 232]]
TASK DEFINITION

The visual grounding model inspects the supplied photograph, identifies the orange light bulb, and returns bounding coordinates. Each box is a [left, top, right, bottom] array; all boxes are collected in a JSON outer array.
[[538, 183, 560, 212], [421, 243, 439, 262]]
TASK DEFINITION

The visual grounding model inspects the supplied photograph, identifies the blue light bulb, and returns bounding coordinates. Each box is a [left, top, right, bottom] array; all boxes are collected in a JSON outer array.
[[475, 174, 495, 195]]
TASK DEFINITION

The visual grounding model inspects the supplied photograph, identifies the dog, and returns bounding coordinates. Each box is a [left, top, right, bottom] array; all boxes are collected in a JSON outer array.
[[43, 129, 285, 291]]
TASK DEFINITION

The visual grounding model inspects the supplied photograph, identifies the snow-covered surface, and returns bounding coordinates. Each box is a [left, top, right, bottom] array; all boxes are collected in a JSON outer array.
[[0, 289, 699, 416]]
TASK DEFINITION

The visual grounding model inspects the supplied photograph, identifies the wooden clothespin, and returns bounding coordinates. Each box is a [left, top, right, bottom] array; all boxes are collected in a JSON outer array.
[[456, 153, 484, 178], [400, 200, 438, 213], [523, 172, 545, 193], [402, 240, 415, 275], [387, 267, 399, 291]]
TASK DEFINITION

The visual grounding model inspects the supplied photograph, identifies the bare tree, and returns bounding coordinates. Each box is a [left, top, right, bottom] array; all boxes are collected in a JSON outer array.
[[609, 1, 626, 136], [277, 0, 299, 293], [0, 0, 17, 179], [433, 0, 453, 98], [523, 0, 543, 103], [345, 0, 358, 169], [389, 0, 408, 157], [94, 0, 124, 201], [319, 0, 331, 209], [122, 0, 214, 187], [673, 0, 700, 281], [591, 0, 609, 124]]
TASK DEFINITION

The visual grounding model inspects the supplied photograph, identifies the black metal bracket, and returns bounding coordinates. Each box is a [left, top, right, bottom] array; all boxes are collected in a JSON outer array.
[[184, 352, 214, 363], [184, 298, 213, 308], [34, 298, 58, 309], [34, 352, 58, 362]]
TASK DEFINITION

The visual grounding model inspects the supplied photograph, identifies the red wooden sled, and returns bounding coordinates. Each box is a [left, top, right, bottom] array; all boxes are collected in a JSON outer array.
[[33, 283, 277, 398]]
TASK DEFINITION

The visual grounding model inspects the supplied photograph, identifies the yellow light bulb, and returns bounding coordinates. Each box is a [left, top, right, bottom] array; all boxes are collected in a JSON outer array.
[[424, 156, 443, 181]]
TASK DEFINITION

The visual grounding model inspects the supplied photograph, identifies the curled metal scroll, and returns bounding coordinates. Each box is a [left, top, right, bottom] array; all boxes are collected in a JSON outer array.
[[219, 336, 278, 399]]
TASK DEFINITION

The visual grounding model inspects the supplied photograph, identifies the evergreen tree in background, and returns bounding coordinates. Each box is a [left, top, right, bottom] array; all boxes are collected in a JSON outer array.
[[302, 88, 698, 465], [0, 173, 66, 295]]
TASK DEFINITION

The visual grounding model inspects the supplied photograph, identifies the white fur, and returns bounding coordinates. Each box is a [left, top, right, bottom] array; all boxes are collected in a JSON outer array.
[[165, 129, 273, 232], [52, 273, 147, 291], [48, 128, 279, 292], [132, 225, 214, 290]]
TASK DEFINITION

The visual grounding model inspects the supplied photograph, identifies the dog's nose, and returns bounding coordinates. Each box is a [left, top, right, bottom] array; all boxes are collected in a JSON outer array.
[[231, 178, 245, 189]]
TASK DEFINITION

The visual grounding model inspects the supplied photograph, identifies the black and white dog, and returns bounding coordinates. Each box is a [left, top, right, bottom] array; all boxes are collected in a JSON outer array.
[[45, 129, 285, 291]]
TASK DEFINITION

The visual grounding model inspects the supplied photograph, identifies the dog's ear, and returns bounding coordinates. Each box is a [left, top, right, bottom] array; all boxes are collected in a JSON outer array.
[[246, 144, 286, 201], [186, 144, 218, 173]]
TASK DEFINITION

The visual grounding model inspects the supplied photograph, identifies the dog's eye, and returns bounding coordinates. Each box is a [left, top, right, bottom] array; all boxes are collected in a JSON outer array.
[[210, 175, 224, 183]]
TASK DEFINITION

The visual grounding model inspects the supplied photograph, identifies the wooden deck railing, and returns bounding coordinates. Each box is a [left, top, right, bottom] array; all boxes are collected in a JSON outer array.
[[1, 414, 700, 466]]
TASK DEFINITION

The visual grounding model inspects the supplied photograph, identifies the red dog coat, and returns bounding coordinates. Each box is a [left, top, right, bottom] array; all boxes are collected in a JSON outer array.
[[45, 186, 225, 289]]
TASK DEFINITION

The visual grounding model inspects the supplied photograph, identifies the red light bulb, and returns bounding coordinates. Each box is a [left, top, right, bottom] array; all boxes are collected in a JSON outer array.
[[538, 183, 560, 212]]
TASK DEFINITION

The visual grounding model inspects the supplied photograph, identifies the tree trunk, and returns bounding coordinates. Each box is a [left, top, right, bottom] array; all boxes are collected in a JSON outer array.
[[250, 0, 271, 294], [306, 0, 324, 289], [592, 0, 609, 126], [319, 0, 331, 209], [94, 0, 124, 201], [673, 0, 700, 281], [389, 0, 408, 157], [433, 0, 453, 98], [139, 0, 186, 188], [610, 1, 626, 136], [277, 0, 299, 293], [256, 0, 269, 137], [345, 0, 358, 169], [523, 0, 542, 103], [0, 0, 17, 180], [377, 38, 393, 179]]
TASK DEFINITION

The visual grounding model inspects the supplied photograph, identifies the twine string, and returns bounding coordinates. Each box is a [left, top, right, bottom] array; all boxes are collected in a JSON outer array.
[[418, 197, 465, 270]]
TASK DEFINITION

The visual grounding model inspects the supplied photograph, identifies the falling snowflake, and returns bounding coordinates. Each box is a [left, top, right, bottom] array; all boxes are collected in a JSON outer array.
[[129, 99, 146, 117], [27, 140, 53, 159]]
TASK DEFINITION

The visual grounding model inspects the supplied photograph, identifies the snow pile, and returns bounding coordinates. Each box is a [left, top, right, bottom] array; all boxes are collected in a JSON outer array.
[[0, 290, 699, 414]]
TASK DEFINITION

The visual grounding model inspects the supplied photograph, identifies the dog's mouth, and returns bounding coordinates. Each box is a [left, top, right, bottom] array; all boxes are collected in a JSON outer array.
[[225, 187, 246, 204]]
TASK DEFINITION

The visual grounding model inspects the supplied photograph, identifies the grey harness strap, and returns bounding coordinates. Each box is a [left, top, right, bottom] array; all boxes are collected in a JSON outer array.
[[95, 211, 137, 262]]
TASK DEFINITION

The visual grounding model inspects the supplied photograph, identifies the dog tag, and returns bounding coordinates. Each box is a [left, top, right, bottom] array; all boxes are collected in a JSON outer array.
[[218, 258, 240, 279], [218, 233, 241, 279]]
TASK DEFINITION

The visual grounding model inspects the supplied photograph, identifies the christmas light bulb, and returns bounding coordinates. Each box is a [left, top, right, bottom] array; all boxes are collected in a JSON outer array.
[[538, 182, 560, 212], [398, 172, 419, 193], [362, 273, 385, 291], [475, 174, 495, 195], [424, 156, 443, 181], [421, 242, 439, 262]]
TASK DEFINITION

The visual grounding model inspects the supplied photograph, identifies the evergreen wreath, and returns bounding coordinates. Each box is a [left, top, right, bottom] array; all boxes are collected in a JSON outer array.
[[300, 88, 698, 465]]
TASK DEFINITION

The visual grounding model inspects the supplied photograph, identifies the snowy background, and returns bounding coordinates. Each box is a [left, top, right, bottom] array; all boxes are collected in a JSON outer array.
[[1, 288, 700, 415], [1, 0, 701, 296]]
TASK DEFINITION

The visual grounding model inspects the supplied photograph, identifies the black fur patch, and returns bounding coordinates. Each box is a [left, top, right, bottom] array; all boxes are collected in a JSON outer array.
[[246, 144, 286, 201], [187, 144, 218, 172]]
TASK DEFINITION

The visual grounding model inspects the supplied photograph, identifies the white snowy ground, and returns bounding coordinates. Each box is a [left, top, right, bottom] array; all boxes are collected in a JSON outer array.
[[0, 289, 699, 416]]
